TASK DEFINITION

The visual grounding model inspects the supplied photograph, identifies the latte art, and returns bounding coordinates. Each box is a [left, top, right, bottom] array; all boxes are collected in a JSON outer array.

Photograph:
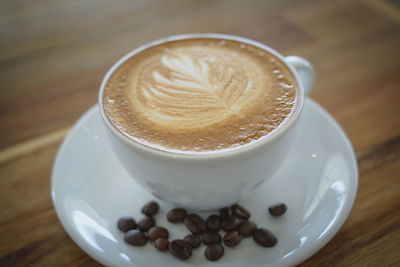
[[135, 51, 261, 130], [104, 38, 298, 154]]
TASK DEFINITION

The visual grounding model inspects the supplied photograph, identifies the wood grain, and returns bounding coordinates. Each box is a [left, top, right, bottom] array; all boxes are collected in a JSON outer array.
[[0, 0, 399, 266]]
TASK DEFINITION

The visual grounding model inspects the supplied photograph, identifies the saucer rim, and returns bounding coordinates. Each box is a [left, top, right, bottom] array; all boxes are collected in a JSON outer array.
[[281, 99, 358, 266], [51, 98, 358, 267]]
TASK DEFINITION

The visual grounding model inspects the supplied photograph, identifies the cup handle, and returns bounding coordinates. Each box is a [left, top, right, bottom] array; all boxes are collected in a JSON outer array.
[[285, 56, 314, 96]]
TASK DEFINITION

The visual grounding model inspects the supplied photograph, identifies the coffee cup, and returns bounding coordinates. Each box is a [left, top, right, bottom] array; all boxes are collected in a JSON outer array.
[[98, 33, 314, 210]]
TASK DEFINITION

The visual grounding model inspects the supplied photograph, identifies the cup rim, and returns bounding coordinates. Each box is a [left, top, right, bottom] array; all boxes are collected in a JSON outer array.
[[98, 33, 305, 159]]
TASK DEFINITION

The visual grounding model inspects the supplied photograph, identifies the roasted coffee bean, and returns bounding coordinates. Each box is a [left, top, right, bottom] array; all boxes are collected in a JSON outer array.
[[183, 234, 201, 249], [154, 238, 169, 252], [223, 230, 242, 247], [219, 207, 232, 221], [141, 201, 159, 216], [167, 208, 187, 223], [268, 203, 287, 216], [148, 226, 169, 242], [124, 229, 147, 246], [231, 204, 251, 219], [239, 220, 257, 237], [185, 214, 206, 234], [169, 239, 192, 260], [202, 231, 222, 245], [138, 216, 155, 232], [206, 215, 221, 231], [222, 217, 242, 231], [253, 228, 277, 247], [205, 243, 224, 261], [117, 216, 137, 233]]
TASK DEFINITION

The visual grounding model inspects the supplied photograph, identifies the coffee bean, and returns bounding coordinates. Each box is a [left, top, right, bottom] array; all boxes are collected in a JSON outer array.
[[223, 230, 242, 247], [202, 231, 222, 245], [239, 220, 257, 237], [169, 239, 192, 260], [141, 201, 159, 216], [231, 204, 250, 219], [268, 203, 287, 216], [206, 215, 221, 231], [167, 208, 187, 223], [183, 234, 201, 249], [205, 243, 224, 261], [154, 238, 169, 252], [124, 229, 147, 246], [253, 228, 277, 247], [138, 216, 155, 232], [148, 226, 169, 242], [117, 216, 137, 233], [185, 214, 206, 234], [222, 217, 242, 232], [219, 207, 232, 221]]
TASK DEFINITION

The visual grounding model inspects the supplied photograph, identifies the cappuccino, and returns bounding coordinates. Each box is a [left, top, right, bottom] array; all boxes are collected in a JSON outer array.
[[103, 38, 298, 154]]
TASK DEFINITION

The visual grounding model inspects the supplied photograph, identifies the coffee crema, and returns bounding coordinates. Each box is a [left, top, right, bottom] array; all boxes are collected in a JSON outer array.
[[103, 38, 298, 154]]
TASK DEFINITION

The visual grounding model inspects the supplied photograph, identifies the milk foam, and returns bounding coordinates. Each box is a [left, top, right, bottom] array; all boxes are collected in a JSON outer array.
[[133, 49, 265, 130], [104, 38, 298, 154]]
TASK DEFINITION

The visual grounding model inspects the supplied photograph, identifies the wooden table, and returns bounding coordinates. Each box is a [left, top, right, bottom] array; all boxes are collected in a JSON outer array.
[[1, 0, 399, 266]]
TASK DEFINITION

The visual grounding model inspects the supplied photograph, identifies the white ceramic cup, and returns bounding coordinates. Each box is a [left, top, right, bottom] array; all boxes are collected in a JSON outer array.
[[98, 33, 314, 211]]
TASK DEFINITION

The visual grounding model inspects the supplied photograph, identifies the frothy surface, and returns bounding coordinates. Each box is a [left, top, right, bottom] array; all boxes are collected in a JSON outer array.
[[103, 38, 298, 154]]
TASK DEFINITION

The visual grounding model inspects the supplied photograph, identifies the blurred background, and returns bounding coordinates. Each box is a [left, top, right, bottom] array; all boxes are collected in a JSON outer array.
[[1, 0, 399, 153], [0, 0, 399, 266]]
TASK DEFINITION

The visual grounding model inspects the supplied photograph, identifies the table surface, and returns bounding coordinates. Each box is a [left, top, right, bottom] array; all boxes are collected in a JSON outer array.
[[1, 0, 399, 266]]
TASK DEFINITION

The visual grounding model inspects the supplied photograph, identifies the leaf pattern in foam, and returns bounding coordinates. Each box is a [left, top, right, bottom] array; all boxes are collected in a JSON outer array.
[[135, 52, 259, 130]]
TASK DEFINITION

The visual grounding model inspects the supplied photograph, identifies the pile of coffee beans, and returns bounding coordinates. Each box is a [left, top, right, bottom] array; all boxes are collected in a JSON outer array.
[[117, 201, 287, 262]]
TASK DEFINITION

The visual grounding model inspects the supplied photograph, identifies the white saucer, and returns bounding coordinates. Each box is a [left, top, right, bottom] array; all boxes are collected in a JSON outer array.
[[51, 99, 358, 267]]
